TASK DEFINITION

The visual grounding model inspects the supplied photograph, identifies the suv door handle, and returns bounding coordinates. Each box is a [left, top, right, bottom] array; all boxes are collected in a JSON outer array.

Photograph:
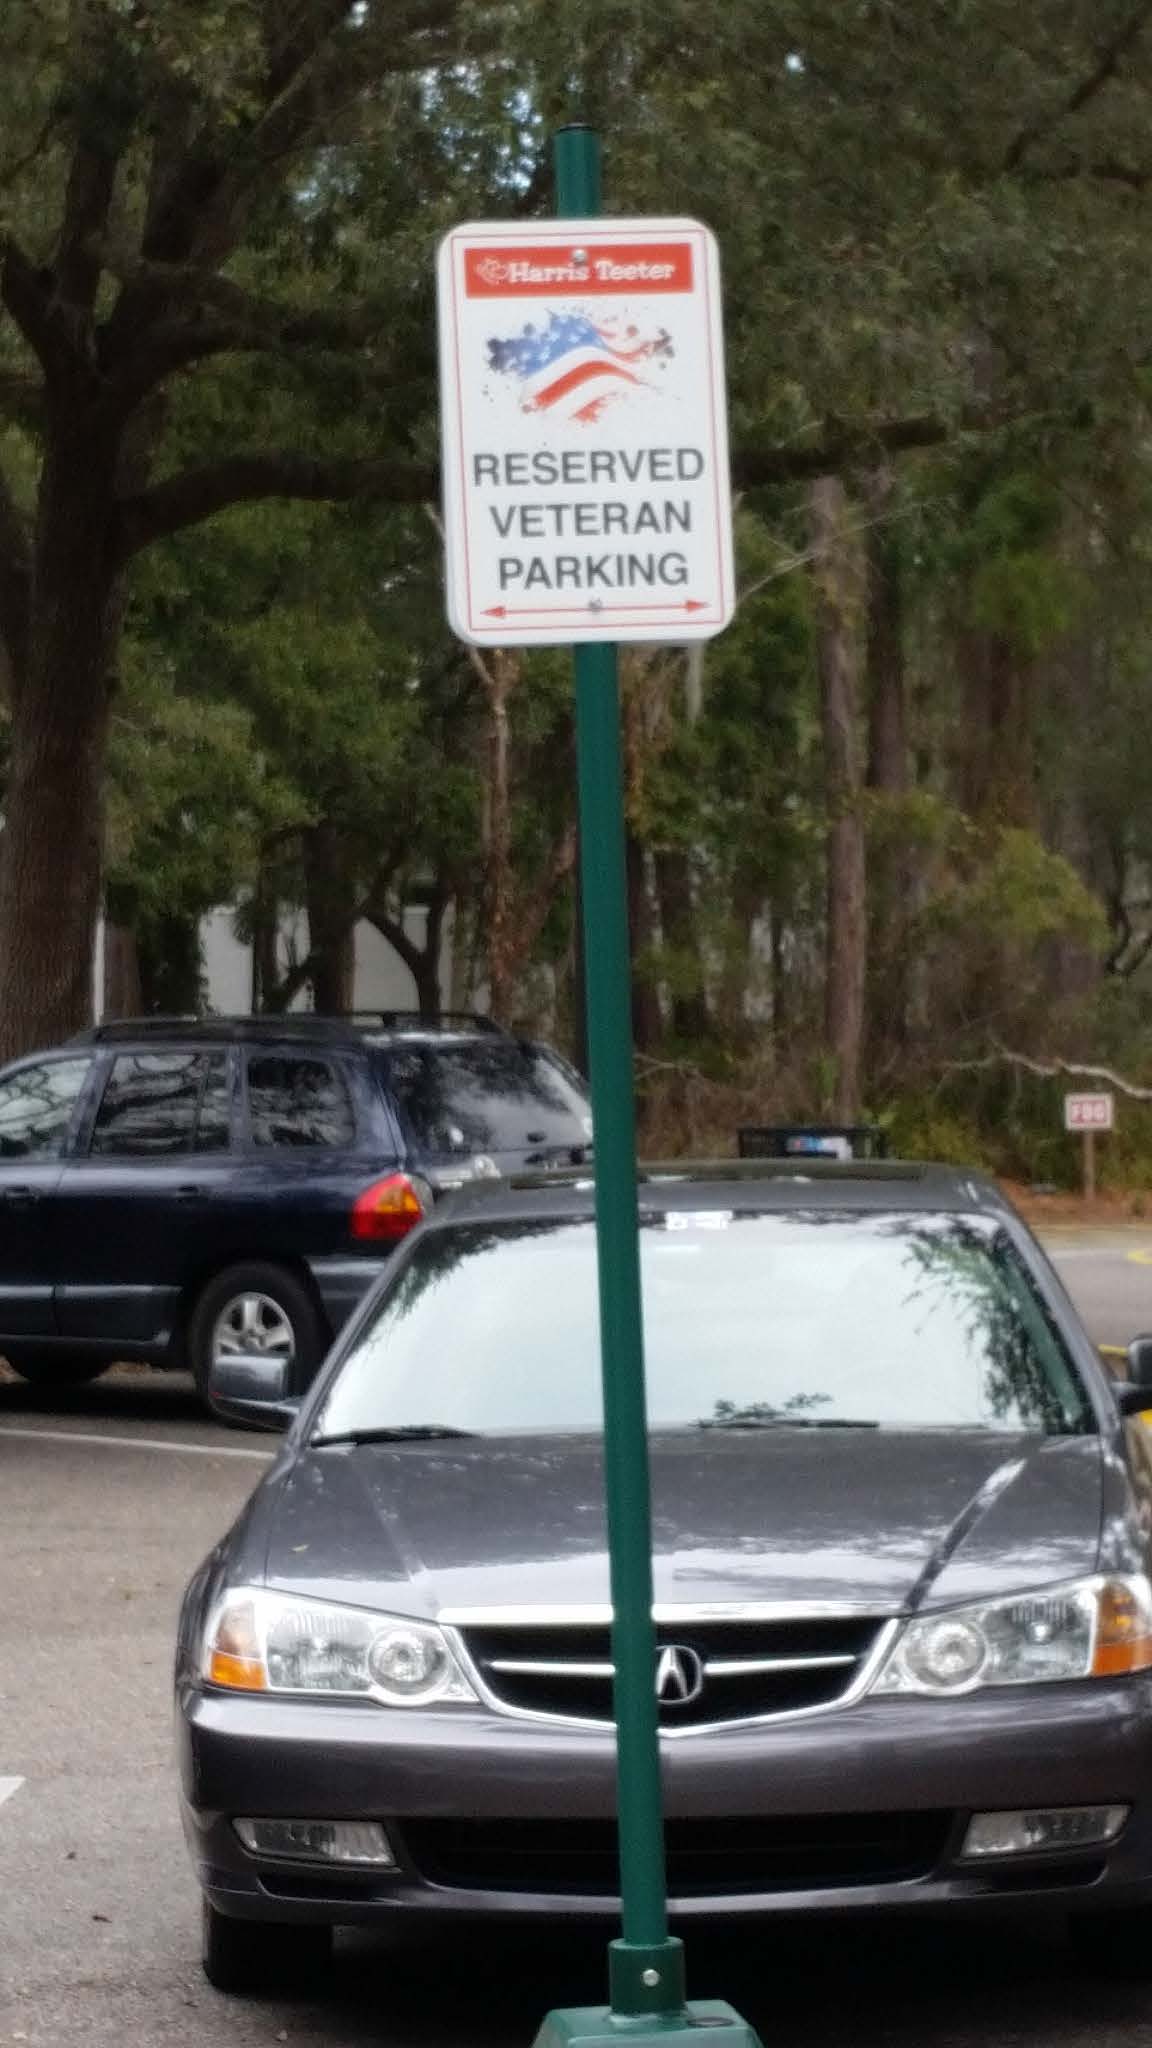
[[3, 1185, 40, 1206], [175, 1184, 206, 1202]]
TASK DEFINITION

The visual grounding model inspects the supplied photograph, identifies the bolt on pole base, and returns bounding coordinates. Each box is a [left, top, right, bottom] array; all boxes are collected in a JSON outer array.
[[610, 1935, 685, 2015], [533, 1999, 766, 2048]]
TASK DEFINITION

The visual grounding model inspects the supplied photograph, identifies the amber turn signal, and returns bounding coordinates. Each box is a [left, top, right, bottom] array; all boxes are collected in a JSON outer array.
[[1092, 1579, 1152, 1676]]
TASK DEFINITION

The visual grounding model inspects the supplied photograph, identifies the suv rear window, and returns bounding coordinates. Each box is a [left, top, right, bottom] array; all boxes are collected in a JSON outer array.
[[378, 1041, 590, 1157], [246, 1054, 356, 1149]]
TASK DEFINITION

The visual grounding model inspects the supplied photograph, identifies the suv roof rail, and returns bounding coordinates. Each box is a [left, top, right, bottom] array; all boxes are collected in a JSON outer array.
[[71, 1010, 508, 1047], [72, 1014, 362, 1046], [344, 1011, 506, 1035]]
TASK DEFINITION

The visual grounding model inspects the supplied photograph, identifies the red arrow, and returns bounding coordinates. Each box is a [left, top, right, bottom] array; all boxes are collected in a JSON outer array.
[[482, 600, 709, 618]]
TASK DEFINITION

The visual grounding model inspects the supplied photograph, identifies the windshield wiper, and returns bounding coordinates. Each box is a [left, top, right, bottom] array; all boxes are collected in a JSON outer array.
[[698, 1415, 879, 1431], [313, 1425, 481, 1446]]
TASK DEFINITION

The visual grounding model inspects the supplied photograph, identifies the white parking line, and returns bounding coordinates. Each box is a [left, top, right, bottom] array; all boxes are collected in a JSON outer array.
[[0, 1777, 24, 1808], [0, 1425, 272, 1461]]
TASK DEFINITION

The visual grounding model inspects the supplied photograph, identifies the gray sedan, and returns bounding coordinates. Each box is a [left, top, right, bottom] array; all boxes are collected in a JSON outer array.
[[176, 1163, 1152, 1991]]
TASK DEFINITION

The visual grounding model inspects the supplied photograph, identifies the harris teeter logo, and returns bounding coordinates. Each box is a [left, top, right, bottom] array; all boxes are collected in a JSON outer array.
[[485, 310, 674, 425]]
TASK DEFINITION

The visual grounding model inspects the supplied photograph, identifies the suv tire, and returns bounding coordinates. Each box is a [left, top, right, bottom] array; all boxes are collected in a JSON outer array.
[[4, 1353, 108, 1388], [188, 1261, 327, 1410], [201, 1899, 332, 1993]]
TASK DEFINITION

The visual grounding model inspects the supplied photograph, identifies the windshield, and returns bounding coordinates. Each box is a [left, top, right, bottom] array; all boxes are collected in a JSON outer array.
[[315, 1211, 1092, 1441], [374, 1041, 591, 1157]]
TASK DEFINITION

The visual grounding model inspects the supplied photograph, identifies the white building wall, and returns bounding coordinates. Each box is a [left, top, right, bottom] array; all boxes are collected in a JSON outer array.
[[199, 904, 457, 1016], [92, 904, 458, 1022]]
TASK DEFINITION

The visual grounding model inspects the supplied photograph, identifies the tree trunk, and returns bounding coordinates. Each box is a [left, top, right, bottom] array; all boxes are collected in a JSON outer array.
[[810, 475, 867, 1121], [716, 863, 763, 1038], [956, 624, 1034, 828], [769, 903, 788, 1041], [0, 418, 122, 1059], [627, 829, 662, 1050], [865, 474, 906, 795], [654, 846, 712, 1042], [137, 912, 203, 1014], [304, 824, 356, 1013], [414, 892, 447, 1023], [862, 468, 910, 1069], [249, 868, 280, 1013], [102, 921, 142, 1019]]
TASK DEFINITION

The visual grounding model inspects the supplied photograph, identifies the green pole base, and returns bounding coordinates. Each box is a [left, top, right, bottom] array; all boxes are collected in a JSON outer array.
[[533, 2000, 764, 2048], [609, 1936, 686, 2016]]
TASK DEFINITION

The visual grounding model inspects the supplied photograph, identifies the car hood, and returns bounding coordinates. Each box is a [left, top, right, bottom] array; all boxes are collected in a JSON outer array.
[[259, 1430, 1105, 1618]]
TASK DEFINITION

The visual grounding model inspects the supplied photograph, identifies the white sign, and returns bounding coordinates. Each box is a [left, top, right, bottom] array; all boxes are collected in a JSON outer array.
[[436, 217, 735, 646], [1064, 1092, 1114, 1132]]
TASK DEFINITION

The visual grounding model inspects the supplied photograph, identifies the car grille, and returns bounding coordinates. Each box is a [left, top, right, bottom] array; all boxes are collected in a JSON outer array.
[[400, 1812, 950, 1897], [458, 1616, 886, 1729]]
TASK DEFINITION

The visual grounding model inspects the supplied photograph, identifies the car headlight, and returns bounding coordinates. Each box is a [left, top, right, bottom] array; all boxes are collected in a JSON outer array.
[[871, 1576, 1152, 1697], [203, 1588, 477, 1706]]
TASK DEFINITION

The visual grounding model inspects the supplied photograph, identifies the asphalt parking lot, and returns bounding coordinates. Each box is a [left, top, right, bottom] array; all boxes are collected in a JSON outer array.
[[4, 1231, 1152, 2047]]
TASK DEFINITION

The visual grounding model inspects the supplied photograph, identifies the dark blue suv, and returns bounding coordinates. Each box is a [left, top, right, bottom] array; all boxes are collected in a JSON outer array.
[[0, 1014, 591, 1408]]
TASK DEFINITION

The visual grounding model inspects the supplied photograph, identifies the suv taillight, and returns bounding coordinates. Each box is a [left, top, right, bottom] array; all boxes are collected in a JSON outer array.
[[352, 1173, 427, 1243]]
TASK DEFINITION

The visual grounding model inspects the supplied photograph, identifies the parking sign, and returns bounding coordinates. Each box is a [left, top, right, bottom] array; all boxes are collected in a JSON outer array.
[[437, 217, 734, 646]]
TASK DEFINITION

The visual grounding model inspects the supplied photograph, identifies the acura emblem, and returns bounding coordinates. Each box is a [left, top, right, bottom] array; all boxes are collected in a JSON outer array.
[[655, 1644, 704, 1706]]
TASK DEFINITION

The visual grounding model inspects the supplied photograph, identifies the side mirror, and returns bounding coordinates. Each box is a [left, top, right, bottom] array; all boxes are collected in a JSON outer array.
[[1114, 1337, 1152, 1417], [1129, 1337, 1152, 1388], [209, 1355, 300, 1433]]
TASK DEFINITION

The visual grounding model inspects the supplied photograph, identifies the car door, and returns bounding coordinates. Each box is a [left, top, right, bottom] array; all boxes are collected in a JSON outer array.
[[0, 1052, 94, 1337], [54, 1047, 239, 1346], [229, 1047, 374, 1259]]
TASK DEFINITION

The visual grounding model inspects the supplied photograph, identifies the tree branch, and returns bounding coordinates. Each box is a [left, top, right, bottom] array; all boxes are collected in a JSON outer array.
[[95, 251, 418, 406], [55, 142, 120, 319], [96, 252, 395, 352], [0, 371, 42, 432], [1115, 926, 1152, 980], [1004, 1, 1152, 173], [1, 234, 72, 378], [114, 448, 436, 559], [1025, 153, 1152, 189], [941, 1043, 1152, 1101], [365, 903, 424, 979], [733, 413, 956, 488], [182, 0, 464, 267], [0, 107, 62, 196]]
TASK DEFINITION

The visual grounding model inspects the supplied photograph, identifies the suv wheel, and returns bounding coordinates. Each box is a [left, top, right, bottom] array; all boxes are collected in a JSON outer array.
[[188, 1262, 327, 1410], [3, 1353, 108, 1388], [201, 1899, 332, 1994]]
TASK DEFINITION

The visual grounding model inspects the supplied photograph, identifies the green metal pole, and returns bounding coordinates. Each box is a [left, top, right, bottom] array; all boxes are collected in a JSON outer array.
[[554, 124, 685, 2022]]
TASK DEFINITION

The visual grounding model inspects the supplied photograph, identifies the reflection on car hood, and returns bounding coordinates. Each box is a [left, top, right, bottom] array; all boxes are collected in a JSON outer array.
[[259, 1430, 1104, 1618]]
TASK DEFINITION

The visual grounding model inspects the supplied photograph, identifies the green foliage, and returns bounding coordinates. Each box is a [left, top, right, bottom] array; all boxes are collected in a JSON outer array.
[[925, 826, 1107, 955], [7, 0, 1152, 1124]]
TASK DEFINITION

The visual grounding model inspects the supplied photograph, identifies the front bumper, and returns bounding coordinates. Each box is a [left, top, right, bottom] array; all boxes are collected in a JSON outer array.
[[178, 1675, 1152, 1925]]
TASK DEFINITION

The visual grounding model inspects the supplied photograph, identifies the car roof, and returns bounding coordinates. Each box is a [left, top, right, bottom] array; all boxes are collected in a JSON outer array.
[[431, 1160, 1014, 1228]]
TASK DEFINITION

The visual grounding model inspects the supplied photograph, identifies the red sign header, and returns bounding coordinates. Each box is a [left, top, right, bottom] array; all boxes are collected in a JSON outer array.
[[464, 242, 694, 298]]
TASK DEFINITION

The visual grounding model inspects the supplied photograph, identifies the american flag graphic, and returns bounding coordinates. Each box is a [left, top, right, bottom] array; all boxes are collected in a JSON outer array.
[[486, 311, 673, 424]]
